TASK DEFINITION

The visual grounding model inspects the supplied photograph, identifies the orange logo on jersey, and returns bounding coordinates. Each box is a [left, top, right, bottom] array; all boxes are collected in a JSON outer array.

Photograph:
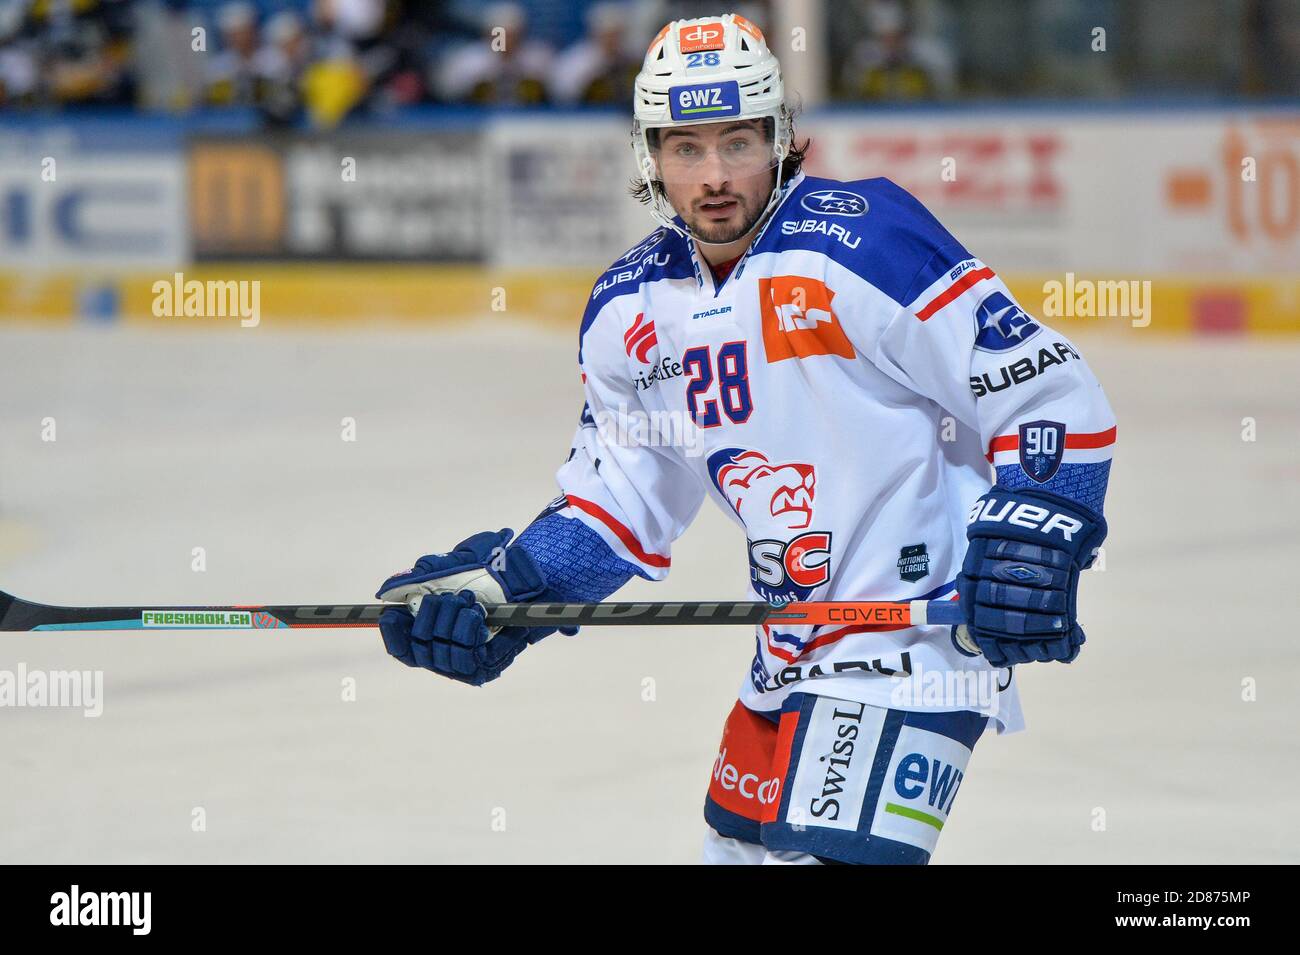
[[679, 21, 725, 53], [758, 276, 856, 363], [733, 14, 764, 43]]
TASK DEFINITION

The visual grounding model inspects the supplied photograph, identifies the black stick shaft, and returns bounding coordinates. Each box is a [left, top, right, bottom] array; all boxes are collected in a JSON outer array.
[[0, 590, 961, 632]]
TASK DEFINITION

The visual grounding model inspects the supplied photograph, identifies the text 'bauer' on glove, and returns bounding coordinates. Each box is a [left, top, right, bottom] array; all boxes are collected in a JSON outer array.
[[956, 486, 1107, 667]]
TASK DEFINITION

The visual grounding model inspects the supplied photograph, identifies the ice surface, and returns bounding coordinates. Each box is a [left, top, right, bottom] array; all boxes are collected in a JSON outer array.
[[0, 322, 1296, 863]]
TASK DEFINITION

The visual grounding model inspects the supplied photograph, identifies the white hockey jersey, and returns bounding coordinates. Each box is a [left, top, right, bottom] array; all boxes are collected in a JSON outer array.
[[549, 172, 1117, 732]]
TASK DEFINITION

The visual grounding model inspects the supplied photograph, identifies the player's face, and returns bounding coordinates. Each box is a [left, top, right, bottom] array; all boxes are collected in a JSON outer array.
[[655, 120, 778, 244]]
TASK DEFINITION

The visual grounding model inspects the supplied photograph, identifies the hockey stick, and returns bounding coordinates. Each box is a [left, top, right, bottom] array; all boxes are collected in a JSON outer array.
[[0, 588, 965, 632]]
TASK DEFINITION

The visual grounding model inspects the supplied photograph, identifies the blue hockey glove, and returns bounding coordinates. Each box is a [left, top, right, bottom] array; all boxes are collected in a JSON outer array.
[[375, 529, 574, 686], [956, 486, 1107, 667]]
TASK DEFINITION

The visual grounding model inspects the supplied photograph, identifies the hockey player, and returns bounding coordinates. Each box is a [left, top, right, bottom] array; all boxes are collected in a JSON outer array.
[[375, 13, 1115, 865]]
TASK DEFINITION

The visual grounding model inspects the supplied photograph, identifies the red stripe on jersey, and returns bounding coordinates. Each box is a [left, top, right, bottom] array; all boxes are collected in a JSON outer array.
[[914, 266, 995, 321], [1066, 425, 1118, 449], [985, 425, 1118, 462], [763, 619, 913, 664], [986, 433, 1019, 459], [564, 494, 671, 569]]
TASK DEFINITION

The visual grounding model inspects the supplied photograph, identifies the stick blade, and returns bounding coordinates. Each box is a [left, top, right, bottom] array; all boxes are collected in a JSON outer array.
[[0, 589, 24, 630]]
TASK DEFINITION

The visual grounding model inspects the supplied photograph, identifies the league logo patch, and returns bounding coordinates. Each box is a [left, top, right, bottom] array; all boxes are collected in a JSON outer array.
[[800, 189, 868, 217], [973, 291, 1042, 352], [1018, 420, 1066, 483], [706, 447, 830, 603], [897, 544, 930, 583], [669, 81, 741, 120]]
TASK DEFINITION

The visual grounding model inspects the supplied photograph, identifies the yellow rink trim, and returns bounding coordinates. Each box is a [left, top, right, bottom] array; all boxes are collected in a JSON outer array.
[[1002, 274, 1300, 336], [1, 267, 1298, 334], [0, 267, 595, 329]]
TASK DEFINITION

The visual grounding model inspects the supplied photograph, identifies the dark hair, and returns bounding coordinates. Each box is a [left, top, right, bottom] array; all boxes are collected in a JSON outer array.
[[628, 122, 812, 206]]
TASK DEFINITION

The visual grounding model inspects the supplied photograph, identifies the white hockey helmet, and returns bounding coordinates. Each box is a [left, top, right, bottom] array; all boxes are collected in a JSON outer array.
[[632, 13, 792, 239]]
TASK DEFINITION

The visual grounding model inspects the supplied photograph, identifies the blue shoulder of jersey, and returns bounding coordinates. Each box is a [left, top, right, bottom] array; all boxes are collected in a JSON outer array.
[[764, 175, 974, 307], [578, 226, 694, 362]]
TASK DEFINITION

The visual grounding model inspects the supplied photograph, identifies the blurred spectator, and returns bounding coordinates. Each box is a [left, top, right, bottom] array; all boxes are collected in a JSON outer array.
[[1, 0, 1297, 115], [435, 2, 554, 106], [297, 0, 383, 126], [1245, 0, 1300, 95], [19, 0, 136, 105], [204, 2, 260, 106], [254, 10, 310, 124], [550, 2, 640, 106], [647, 0, 769, 31], [385, 0, 478, 103], [839, 0, 955, 100], [311, 0, 385, 59], [0, 2, 38, 106]]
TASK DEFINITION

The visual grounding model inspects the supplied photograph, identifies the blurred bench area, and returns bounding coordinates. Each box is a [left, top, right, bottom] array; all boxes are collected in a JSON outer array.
[[0, 0, 1297, 333]]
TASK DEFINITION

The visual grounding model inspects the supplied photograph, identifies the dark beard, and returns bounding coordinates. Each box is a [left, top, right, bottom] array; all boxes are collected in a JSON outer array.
[[687, 196, 766, 245]]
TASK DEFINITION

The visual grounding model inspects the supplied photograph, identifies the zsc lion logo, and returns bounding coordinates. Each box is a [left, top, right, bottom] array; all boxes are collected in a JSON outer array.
[[708, 447, 815, 530], [707, 447, 831, 603]]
